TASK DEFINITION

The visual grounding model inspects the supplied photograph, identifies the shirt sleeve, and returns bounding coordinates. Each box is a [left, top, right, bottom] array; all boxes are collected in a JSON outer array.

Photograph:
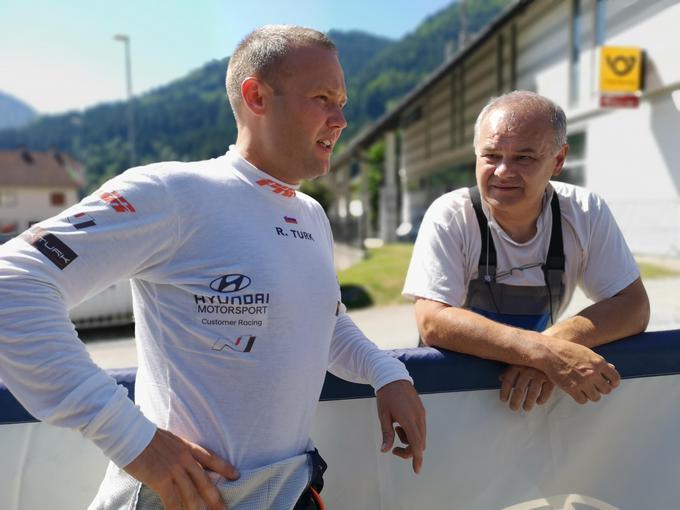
[[318, 211, 412, 392], [402, 200, 469, 307], [327, 308, 413, 392], [580, 193, 640, 301], [0, 167, 179, 467]]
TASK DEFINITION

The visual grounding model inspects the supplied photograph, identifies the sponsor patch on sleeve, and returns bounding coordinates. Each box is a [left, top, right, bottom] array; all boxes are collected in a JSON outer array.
[[98, 191, 136, 213], [20, 227, 78, 270], [67, 212, 96, 230]]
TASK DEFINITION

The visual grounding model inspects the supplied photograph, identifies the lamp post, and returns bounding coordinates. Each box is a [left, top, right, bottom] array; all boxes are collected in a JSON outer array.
[[113, 34, 136, 167]]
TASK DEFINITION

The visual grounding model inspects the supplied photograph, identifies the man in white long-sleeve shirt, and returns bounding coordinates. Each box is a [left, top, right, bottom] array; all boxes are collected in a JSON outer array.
[[0, 25, 426, 510]]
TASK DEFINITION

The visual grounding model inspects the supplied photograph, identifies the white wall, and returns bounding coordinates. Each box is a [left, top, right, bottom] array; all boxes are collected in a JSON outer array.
[[5, 374, 680, 509], [0, 186, 78, 232], [509, 0, 680, 254]]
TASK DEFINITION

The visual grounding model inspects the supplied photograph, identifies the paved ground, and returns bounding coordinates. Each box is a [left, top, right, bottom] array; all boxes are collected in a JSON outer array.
[[83, 248, 680, 368]]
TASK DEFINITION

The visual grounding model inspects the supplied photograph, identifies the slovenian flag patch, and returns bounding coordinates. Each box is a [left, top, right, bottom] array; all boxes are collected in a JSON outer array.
[[67, 212, 96, 230]]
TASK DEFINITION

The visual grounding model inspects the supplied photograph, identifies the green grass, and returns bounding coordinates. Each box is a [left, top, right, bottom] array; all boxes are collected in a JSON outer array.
[[338, 243, 414, 307], [638, 261, 680, 279], [337, 245, 679, 308]]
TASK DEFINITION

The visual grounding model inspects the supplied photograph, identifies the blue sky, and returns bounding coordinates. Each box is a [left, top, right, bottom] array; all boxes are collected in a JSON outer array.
[[0, 0, 455, 114]]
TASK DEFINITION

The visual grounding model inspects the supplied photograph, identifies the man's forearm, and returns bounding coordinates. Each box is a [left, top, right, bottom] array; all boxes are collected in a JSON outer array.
[[415, 298, 622, 403], [416, 299, 551, 369], [543, 278, 650, 348], [328, 312, 412, 390]]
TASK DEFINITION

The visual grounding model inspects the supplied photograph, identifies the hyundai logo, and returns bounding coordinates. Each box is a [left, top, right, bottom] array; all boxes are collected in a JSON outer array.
[[210, 274, 252, 293]]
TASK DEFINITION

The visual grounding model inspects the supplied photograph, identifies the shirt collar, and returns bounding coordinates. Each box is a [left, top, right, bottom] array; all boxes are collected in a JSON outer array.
[[225, 145, 300, 198]]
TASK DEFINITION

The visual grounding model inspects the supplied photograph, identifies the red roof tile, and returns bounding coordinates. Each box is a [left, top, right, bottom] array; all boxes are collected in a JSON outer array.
[[0, 149, 84, 189]]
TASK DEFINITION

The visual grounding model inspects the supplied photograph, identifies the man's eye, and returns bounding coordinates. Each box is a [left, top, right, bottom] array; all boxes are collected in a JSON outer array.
[[483, 154, 501, 161], [516, 155, 534, 162], [317, 95, 329, 102]]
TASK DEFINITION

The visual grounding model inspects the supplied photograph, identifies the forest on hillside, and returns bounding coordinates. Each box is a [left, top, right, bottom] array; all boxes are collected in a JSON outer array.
[[0, 0, 509, 193]]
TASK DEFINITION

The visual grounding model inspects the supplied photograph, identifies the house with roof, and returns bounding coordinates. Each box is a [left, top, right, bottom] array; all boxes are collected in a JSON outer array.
[[0, 148, 84, 242], [329, 0, 680, 255]]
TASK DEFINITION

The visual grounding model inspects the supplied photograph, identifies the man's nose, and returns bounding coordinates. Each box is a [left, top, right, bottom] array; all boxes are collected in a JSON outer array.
[[329, 106, 347, 130], [494, 158, 510, 176]]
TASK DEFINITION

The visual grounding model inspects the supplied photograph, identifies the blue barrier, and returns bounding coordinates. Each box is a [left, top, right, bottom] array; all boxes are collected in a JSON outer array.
[[2, 330, 680, 424]]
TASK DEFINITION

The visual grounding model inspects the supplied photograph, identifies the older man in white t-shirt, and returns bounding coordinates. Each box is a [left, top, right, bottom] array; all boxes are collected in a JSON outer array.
[[403, 91, 649, 413]]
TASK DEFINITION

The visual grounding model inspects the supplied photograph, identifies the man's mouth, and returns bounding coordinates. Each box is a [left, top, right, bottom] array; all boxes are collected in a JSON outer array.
[[317, 139, 332, 150], [490, 183, 520, 190]]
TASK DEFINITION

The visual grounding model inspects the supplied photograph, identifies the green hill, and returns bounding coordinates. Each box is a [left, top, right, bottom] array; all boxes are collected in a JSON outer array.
[[0, 0, 508, 191]]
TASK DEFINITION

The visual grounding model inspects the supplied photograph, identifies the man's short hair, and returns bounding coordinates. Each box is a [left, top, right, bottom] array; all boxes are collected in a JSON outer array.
[[473, 91, 568, 152], [226, 25, 336, 123]]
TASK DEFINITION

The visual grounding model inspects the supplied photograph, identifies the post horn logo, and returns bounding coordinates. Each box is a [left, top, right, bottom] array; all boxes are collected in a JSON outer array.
[[502, 493, 620, 510], [210, 274, 252, 293], [606, 55, 636, 77]]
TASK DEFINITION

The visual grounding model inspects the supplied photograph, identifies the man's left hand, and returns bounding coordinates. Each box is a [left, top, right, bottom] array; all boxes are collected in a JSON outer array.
[[499, 365, 555, 412], [376, 380, 426, 474]]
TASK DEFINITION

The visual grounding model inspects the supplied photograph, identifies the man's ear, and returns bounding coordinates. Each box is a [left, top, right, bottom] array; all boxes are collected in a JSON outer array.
[[552, 144, 569, 177], [241, 77, 269, 117]]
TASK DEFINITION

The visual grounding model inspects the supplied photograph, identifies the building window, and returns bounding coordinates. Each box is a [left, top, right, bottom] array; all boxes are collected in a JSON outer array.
[[424, 162, 476, 204], [401, 106, 423, 129], [555, 132, 586, 185], [510, 24, 517, 89], [497, 34, 504, 93], [50, 192, 66, 206], [0, 222, 17, 234], [0, 191, 17, 207], [595, 0, 607, 46], [570, 0, 582, 105], [350, 160, 361, 179]]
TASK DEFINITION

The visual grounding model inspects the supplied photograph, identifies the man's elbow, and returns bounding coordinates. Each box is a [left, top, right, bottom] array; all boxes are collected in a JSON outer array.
[[637, 293, 651, 333], [415, 303, 448, 348], [632, 279, 651, 334], [419, 327, 439, 347]]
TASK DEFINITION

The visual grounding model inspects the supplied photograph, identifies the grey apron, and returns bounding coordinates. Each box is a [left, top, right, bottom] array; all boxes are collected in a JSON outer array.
[[462, 186, 565, 331]]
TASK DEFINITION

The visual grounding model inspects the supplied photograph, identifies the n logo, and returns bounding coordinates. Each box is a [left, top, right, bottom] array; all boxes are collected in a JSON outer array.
[[212, 335, 256, 353], [210, 274, 252, 293]]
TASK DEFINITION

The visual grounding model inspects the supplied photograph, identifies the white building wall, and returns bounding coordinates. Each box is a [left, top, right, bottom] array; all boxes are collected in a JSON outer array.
[[0, 187, 78, 232], [517, 0, 680, 255]]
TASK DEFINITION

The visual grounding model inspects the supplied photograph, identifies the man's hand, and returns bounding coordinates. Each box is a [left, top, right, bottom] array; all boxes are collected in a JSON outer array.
[[376, 379, 426, 474], [124, 428, 240, 510], [499, 365, 555, 411], [539, 339, 620, 404]]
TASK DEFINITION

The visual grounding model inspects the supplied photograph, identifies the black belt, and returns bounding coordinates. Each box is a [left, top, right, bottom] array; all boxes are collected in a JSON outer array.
[[293, 449, 327, 510]]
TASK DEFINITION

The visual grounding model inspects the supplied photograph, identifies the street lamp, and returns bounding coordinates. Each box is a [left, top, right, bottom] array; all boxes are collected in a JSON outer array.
[[113, 34, 136, 167]]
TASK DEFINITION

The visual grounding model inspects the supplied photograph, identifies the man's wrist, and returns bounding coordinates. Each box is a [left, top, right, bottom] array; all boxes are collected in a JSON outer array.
[[521, 330, 559, 372]]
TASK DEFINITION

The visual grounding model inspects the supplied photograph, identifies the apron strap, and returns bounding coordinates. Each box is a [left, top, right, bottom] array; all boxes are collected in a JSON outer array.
[[543, 189, 565, 272], [469, 186, 497, 281], [542, 188, 565, 325]]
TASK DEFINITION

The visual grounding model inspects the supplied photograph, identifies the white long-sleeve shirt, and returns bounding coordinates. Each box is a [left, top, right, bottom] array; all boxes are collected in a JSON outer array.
[[0, 147, 411, 472]]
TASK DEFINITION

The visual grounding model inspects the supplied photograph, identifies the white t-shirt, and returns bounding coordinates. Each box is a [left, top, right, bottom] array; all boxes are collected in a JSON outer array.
[[0, 147, 411, 473], [403, 182, 639, 319]]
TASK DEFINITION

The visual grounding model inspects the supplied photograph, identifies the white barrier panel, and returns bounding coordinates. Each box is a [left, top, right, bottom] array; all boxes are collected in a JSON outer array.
[[312, 374, 680, 510], [2, 331, 680, 509], [0, 422, 109, 509]]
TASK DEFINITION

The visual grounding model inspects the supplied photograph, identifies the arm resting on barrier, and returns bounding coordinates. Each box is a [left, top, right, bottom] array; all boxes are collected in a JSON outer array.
[[415, 299, 620, 406], [543, 277, 650, 347]]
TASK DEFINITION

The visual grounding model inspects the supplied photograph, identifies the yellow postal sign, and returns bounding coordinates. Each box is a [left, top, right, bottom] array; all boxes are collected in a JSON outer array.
[[600, 46, 643, 93]]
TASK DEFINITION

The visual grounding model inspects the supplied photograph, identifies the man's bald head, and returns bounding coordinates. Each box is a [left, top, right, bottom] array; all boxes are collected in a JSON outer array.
[[226, 25, 336, 124], [473, 91, 567, 153]]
